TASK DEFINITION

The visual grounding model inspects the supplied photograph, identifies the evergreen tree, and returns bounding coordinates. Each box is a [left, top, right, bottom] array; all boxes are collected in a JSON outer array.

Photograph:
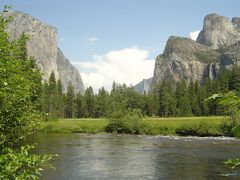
[[175, 80, 192, 116], [124, 87, 142, 110], [95, 87, 108, 117], [142, 94, 154, 116], [84, 86, 95, 118], [230, 65, 240, 91], [178, 94, 192, 116], [56, 79, 64, 118], [65, 84, 75, 118], [75, 92, 84, 118], [188, 81, 201, 116], [197, 86, 209, 115], [158, 83, 170, 116], [217, 69, 229, 93], [41, 80, 50, 118], [48, 71, 58, 119]]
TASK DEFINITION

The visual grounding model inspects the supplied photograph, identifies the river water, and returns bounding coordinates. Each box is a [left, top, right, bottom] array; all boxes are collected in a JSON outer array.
[[28, 133, 240, 179]]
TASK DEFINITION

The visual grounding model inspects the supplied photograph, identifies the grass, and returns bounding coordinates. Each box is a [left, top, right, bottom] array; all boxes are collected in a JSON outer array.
[[144, 116, 227, 135], [40, 116, 228, 136], [41, 118, 108, 133]]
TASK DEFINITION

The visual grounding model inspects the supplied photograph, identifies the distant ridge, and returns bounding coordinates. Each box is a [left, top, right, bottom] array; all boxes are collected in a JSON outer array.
[[134, 77, 152, 94]]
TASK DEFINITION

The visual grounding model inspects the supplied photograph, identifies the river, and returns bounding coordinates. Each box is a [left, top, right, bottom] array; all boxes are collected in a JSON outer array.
[[28, 133, 240, 179]]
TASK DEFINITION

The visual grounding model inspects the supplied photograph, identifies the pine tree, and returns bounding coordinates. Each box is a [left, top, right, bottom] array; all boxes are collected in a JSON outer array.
[[41, 80, 49, 118], [188, 81, 201, 116], [175, 80, 192, 116], [95, 87, 108, 117], [48, 71, 58, 119], [65, 84, 75, 118], [56, 79, 64, 118], [75, 92, 83, 118], [217, 69, 229, 93], [198, 85, 210, 115], [178, 94, 192, 116], [230, 65, 240, 91], [84, 86, 95, 118], [142, 94, 154, 116], [158, 81, 170, 117]]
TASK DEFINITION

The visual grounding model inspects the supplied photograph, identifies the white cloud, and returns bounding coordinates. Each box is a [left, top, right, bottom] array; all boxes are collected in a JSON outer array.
[[76, 47, 155, 92], [86, 36, 98, 44], [189, 30, 200, 41]]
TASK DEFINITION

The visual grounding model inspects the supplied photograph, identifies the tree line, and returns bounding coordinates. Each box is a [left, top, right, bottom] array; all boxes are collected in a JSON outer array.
[[40, 65, 240, 120]]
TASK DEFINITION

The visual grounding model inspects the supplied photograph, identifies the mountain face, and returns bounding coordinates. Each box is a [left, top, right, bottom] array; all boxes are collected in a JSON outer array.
[[151, 13, 240, 89], [134, 77, 152, 94], [4, 10, 84, 93], [197, 14, 240, 49]]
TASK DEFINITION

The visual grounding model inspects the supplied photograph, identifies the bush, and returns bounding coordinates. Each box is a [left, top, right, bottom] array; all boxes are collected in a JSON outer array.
[[0, 145, 57, 179], [175, 122, 220, 137], [231, 126, 240, 138], [105, 109, 149, 134], [219, 121, 234, 136], [0, 8, 55, 178]]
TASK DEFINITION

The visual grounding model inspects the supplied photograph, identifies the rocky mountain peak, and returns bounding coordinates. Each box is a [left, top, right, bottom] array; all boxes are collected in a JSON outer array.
[[164, 36, 208, 57], [197, 13, 240, 49], [4, 10, 84, 93], [151, 13, 240, 90]]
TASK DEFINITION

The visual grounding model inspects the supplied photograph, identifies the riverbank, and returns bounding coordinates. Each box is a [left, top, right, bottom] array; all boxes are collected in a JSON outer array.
[[40, 116, 230, 136]]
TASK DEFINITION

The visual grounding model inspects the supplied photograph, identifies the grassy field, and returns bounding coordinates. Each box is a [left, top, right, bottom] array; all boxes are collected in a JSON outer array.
[[144, 116, 228, 135], [41, 118, 108, 133], [41, 116, 229, 136]]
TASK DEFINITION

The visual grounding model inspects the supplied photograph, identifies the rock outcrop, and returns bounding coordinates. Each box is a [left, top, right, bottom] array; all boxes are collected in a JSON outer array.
[[134, 77, 152, 94], [197, 14, 240, 49], [57, 48, 84, 92], [4, 10, 84, 92], [151, 36, 219, 87], [151, 13, 240, 89]]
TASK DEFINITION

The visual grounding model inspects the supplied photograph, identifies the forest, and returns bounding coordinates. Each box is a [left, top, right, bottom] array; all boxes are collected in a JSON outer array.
[[41, 66, 240, 120]]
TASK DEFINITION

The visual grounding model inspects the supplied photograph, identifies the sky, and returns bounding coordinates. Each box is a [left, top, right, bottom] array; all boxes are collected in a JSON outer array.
[[0, 0, 240, 91]]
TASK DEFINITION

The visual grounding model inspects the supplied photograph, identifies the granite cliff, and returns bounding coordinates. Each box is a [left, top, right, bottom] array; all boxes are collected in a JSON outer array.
[[4, 10, 84, 92], [197, 14, 240, 49], [134, 78, 152, 94], [151, 13, 240, 89]]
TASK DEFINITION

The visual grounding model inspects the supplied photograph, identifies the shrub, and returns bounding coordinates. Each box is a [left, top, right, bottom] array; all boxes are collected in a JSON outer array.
[[219, 121, 234, 136], [105, 109, 149, 134], [0, 8, 55, 178], [175, 122, 220, 137], [0, 145, 57, 180], [231, 126, 240, 138]]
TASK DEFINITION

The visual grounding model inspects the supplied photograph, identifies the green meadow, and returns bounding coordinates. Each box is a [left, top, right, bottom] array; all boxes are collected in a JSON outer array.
[[41, 116, 228, 136]]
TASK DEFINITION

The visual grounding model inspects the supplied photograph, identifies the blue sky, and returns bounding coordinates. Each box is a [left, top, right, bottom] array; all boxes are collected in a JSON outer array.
[[1, 0, 240, 91]]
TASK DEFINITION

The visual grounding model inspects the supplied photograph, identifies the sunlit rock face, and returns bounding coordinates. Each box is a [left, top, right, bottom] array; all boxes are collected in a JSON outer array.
[[4, 10, 84, 93], [151, 36, 218, 88], [197, 14, 240, 49], [151, 14, 240, 90]]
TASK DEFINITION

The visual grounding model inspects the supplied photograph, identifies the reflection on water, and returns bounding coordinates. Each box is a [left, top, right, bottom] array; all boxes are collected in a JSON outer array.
[[27, 134, 240, 180]]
